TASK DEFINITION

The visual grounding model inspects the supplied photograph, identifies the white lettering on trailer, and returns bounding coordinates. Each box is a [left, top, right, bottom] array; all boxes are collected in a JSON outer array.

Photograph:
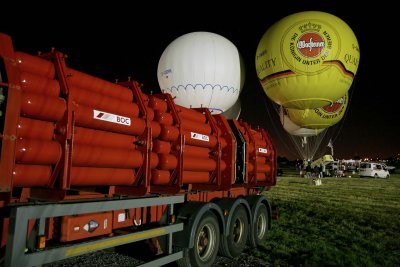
[[191, 132, 209, 142], [258, 148, 268, 154], [93, 110, 131, 126], [118, 213, 126, 222]]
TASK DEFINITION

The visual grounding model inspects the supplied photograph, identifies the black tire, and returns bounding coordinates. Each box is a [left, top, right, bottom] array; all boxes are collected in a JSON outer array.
[[220, 205, 249, 258], [253, 204, 269, 246], [177, 212, 220, 267]]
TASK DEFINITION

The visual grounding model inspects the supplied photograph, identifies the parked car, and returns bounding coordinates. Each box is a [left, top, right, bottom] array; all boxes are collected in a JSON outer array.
[[382, 163, 396, 173], [359, 162, 390, 178]]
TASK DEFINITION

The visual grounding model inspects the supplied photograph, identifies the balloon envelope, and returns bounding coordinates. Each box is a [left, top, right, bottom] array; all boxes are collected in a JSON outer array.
[[280, 108, 327, 160], [281, 113, 325, 137], [287, 92, 349, 129], [255, 11, 360, 109], [158, 32, 242, 114]]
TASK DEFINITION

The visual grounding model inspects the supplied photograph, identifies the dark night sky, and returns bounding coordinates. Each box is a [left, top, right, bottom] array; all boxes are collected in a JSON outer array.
[[1, 2, 398, 160]]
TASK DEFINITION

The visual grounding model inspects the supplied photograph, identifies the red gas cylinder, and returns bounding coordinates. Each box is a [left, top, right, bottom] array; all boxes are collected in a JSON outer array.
[[151, 169, 170, 185], [146, 107, 155, 121], [73, 127, 137, 149], [159, 125, 179, 141], [16, 139, 61, 164], [183, 157, 216, 172], [17, 117, 55, 140], [21, 93, 66, 122], [20, 72, 60, 96], [248, 163, 254, 172], [220, 160, 227, 171], [15, 52, 55, 78], [247, 144, 255, 154], [157, 154, 178, 170], [256, 157, 266, 164], [13, 164, 52, 187], [70, 167, 135, 186], [74, 105, 146, 136], [72, 145, 143, 168], [220, 138, 228, 149], [257, 164, 271, 174], [255, 139, 267, 147], [181, 118, 212, 135], [183, 131, 217, 148], [179, 145, 210, 158], [176, 105, 206, 123], [251, 130, 263, 139], [148, 96, 168, 112], [154, 111, 173, 125], [256, 173, 267, 181], [149, 121, 161, 138], [152, 140, 171, 154], [67, 69, 133, 101], [141, 93, 149, 102], [150, 152, 159, 169], [69, 86, 139, 118]]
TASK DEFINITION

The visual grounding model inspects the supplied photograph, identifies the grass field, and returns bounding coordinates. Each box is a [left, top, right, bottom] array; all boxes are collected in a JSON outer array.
[[254, 173, 400, 267]]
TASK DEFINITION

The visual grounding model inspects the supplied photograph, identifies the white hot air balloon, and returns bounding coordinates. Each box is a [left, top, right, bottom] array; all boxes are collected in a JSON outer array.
[[157, 32, 242, 114], [281, 113, 325, 137], [280, 108, 327, 160]]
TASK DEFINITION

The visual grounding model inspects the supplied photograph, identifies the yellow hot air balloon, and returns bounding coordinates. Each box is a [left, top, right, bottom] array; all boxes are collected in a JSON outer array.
[[286, 92, 348, 129], [255, 11, 360, 109]]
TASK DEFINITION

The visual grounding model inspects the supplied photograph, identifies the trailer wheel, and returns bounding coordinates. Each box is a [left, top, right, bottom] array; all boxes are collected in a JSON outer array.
[[177, 211, 220, 267], [252, 203, 269, 245], [220, 205, 249, 258]]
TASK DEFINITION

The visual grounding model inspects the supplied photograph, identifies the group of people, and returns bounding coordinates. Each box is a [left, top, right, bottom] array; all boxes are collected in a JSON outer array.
[[301, 163, 323, 178], [296, 160, 352, 178]]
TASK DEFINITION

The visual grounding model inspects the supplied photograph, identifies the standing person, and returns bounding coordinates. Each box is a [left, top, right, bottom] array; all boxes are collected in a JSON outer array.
[[319, 164, 324, 178], [306, 164, 312, 178], [299, 162, 304, 177], [314, 165, 320, 178]]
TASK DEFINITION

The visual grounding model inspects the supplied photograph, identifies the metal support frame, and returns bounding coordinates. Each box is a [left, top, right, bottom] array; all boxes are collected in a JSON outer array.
[[5, 195, 184, 267]]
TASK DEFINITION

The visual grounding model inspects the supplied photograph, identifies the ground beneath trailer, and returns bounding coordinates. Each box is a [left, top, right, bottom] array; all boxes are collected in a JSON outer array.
[[43, 246, 270, 267]]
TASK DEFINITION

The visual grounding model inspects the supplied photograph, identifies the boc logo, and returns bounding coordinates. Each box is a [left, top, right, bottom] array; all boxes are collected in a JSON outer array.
[[117, 116, 130, 125]]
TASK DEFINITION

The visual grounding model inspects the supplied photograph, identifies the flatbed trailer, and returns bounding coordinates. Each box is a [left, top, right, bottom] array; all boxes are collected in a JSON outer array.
[[0, 32, 276, 267]]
